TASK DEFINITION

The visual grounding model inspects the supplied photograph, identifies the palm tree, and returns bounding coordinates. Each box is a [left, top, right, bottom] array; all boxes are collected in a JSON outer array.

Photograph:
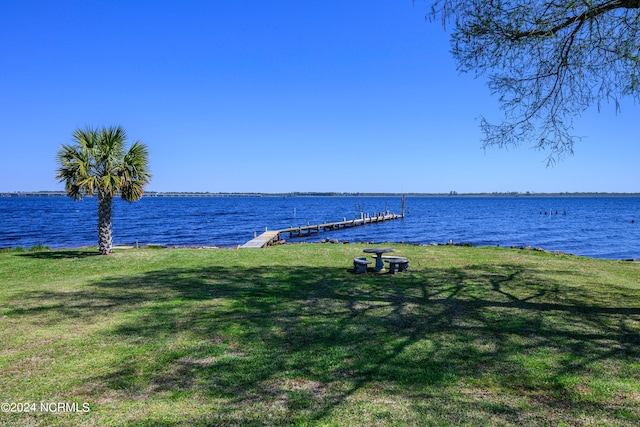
[[56, 126, 151, 255]]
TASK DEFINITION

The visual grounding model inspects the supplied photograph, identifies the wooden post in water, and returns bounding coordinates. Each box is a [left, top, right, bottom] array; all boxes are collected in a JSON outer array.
[[401, 194, 406, 217]]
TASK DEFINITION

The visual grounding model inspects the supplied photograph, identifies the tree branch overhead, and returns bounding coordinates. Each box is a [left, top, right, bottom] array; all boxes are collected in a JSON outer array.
[[426, 0, 640, 162]]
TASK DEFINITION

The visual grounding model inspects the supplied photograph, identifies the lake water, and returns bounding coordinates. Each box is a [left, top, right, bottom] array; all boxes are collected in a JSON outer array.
[[1, 196, 639, 260]]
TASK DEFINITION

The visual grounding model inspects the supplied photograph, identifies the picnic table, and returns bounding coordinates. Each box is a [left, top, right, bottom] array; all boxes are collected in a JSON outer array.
[[363, 247, 396, 272]]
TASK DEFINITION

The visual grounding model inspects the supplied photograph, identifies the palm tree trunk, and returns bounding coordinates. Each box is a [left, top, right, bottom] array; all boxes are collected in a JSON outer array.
[[97, 191, 113, 255]]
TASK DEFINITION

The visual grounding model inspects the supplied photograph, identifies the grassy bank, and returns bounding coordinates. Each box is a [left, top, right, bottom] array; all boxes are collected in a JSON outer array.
[[1, 244, 639, 426]]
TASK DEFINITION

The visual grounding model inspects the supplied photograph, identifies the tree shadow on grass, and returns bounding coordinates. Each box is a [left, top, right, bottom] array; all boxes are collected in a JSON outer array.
[[18, 249, 100, 259], [9, 262, 640, 425]]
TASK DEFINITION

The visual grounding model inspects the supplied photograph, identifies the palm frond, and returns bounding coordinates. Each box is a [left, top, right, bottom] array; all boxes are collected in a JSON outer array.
[[98, 126, 126, 171], [119, 141, 151, 201], [55, 143, 95, 199]]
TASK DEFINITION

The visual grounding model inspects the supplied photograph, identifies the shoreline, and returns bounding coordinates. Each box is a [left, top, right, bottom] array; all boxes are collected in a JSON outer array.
[[3, 240, 639, 262]]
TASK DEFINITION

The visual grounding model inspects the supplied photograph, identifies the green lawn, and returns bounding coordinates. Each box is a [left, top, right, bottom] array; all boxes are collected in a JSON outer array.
[[1, 244, 639, 426]]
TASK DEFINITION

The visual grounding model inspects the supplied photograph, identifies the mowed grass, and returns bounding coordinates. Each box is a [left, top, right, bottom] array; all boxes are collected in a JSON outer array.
[[1, 244, 639, 426]]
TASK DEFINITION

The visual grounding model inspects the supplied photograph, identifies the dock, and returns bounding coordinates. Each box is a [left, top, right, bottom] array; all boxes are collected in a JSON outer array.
[[239, 230, 281, 248], [240, 212, 404, 248]]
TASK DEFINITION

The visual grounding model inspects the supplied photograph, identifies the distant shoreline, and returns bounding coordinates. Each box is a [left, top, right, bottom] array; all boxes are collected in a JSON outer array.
[[2, 191, 640, 198]]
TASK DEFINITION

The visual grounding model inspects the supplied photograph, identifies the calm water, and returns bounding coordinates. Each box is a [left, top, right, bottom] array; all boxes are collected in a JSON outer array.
[[1, 196, 639, 260]]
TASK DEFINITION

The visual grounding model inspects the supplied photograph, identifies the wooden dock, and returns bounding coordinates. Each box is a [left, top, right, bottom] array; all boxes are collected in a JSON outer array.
[[240, 212, 404, 248], [239, 230, 281, 248]]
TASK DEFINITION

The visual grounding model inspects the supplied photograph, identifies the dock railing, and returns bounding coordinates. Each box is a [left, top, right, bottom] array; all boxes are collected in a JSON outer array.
[[240, 212, 404, 248]]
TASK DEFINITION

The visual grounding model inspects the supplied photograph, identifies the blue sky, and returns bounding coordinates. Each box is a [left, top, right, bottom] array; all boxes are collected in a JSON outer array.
[[1, 1, 638, 193]]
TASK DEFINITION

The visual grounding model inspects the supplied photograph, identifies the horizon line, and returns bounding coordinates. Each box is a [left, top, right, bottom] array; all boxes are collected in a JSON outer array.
[[2, 191, 640, 197]]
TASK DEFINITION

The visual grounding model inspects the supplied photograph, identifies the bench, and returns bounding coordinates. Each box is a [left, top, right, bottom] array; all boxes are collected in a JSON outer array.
[[383, 257, 409, 274], [353, 257, 372, 274]]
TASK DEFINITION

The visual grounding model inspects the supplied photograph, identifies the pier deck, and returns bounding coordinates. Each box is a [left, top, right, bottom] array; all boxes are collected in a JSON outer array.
[[240, 213, 403, 248], [239, 231, 281, 248]]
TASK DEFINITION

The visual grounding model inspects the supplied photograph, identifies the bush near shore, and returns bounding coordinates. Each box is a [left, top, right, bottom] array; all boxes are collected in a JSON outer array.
[[1, 244, 639, 426]]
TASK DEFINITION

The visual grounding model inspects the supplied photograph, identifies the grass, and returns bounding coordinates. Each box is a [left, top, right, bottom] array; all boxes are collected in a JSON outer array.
[[0, 243, 639, 426]]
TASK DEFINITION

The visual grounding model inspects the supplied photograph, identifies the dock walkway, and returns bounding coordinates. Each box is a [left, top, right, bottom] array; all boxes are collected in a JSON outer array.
[[239, 231, 281, 248], [240, 213, 404, 248]]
